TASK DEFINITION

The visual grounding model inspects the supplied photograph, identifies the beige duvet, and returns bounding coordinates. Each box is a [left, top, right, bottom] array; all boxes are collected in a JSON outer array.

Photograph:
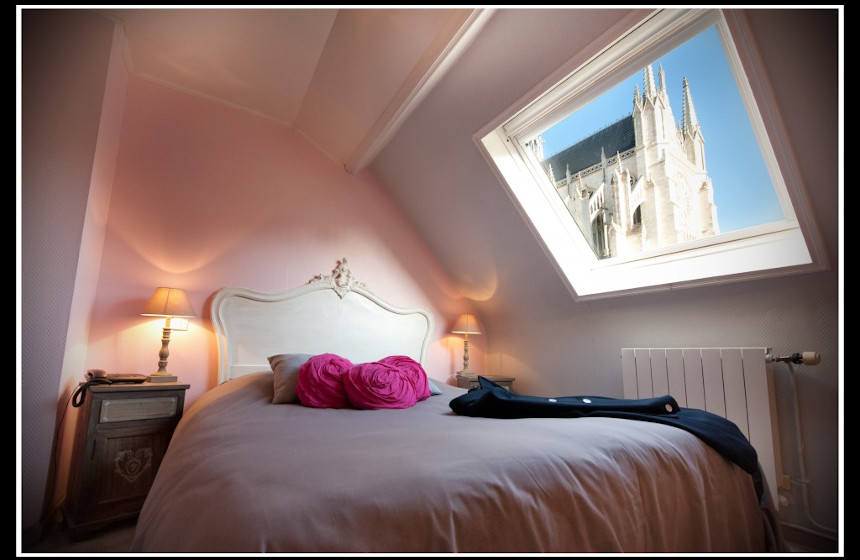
[[130, 373, 782, 553]]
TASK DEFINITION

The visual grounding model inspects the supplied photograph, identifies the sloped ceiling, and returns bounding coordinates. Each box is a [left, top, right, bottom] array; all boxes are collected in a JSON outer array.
[[95, 7, 491, 173]]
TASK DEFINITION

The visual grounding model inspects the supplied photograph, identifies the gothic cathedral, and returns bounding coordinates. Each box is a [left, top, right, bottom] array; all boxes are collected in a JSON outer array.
[[530, 64, 719, 259]]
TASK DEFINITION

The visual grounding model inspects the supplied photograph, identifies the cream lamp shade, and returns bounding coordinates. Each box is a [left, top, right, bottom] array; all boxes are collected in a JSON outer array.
[[142, 287, 196, 319], [142, 287, 196, 381], [452, 313, 482, 336], [452, 313, 482, 376]]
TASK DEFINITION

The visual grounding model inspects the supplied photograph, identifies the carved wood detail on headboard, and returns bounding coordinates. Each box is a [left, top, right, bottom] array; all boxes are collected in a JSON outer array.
[[308, 258, 365, 299]]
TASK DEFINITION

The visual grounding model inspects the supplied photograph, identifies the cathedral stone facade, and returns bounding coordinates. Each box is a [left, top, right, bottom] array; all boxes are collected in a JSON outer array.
[[530, 64, 719, 259]]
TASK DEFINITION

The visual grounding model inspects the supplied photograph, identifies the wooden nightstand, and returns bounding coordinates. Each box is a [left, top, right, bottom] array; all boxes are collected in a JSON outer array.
[[63, 381, 190, 538], [456, 374, 515, 391]]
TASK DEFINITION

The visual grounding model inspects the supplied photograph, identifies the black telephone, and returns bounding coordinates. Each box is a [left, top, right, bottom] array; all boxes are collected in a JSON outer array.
[[72, 370, 147, 407]]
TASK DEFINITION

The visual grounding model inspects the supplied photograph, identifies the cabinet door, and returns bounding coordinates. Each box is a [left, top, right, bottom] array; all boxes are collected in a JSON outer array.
[[71, 422, 174, 524]]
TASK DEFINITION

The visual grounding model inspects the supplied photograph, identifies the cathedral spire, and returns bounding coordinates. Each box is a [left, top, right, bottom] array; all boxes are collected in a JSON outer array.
[[681, 76, 700, 137]]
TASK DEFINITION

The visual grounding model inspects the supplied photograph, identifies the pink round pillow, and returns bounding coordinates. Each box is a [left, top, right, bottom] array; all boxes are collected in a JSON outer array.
[[344, 355, 430, 409], [296, 353, 354, 408], [378, 355, 431, 401]]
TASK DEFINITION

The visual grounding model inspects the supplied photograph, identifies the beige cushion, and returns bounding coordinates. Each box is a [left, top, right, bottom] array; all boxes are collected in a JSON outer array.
[[268, 353, 313, 404]]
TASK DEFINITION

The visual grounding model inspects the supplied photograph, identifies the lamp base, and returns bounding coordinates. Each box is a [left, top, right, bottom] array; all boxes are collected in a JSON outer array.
[[456, 370, 476, 377], [147, 373, 179, 383]]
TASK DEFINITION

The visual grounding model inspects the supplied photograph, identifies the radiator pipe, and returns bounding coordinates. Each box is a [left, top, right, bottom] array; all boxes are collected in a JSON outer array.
[[769, 354, 837, 538]]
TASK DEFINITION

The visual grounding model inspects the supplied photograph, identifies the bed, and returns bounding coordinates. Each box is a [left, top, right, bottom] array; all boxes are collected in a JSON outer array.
[[130, 260, 784, 553]]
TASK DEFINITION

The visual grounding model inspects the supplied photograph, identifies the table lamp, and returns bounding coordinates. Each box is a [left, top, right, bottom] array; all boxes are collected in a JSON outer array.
[[452, 313, 482, 376], [141, 287, 196, 382]]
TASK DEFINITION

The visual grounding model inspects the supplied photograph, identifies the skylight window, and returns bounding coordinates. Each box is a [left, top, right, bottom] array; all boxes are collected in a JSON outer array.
[[477, 8, 827, 300]]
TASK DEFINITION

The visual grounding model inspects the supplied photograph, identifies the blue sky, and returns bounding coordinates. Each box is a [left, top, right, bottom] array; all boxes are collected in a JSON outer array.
[[538, 25, 783, 234]]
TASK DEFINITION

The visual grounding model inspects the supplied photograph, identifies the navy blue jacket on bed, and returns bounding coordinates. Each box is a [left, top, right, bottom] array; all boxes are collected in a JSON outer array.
[[449, 376, 759, 477]]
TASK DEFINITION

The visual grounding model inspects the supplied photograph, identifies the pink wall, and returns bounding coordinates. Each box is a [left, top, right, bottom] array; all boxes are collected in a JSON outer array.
[[87, 74, 484, 407], [20, 9, 118, 539]]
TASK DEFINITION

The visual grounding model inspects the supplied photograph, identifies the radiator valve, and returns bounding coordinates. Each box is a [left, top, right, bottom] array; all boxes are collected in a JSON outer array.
[[765, 351, 821, 365]]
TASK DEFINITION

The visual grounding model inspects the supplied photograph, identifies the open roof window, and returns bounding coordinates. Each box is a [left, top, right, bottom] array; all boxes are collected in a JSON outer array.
[[477, 8, 827, 300]]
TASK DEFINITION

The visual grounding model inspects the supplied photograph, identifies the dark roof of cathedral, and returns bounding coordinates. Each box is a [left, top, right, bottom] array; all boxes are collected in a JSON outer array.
[[542, 115, 636, 179]]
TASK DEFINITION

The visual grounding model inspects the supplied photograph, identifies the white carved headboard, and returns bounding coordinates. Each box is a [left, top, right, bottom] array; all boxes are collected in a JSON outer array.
[[211, 259, 435, 384]]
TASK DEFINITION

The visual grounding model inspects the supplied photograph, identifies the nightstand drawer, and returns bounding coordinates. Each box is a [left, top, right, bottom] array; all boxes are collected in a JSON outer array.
[[100, 396, 180, 423]]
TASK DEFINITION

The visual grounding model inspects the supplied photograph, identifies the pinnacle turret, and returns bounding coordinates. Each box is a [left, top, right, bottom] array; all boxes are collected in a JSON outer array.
[[643, 65, 658, 99]]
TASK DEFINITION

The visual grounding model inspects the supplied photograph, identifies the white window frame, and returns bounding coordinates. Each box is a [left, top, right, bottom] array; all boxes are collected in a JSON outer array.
[[475, 8, 828, 300]]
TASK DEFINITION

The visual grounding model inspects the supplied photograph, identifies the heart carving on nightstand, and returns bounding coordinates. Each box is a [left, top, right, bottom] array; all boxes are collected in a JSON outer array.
[[114, 448, 153, 483]]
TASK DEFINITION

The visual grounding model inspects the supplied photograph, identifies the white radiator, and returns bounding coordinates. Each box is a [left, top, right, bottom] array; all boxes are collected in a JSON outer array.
[[621, 347, 783, 508]]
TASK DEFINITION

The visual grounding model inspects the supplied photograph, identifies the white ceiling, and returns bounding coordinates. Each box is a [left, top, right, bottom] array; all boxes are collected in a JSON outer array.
[[95, 7, 491, 173]]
